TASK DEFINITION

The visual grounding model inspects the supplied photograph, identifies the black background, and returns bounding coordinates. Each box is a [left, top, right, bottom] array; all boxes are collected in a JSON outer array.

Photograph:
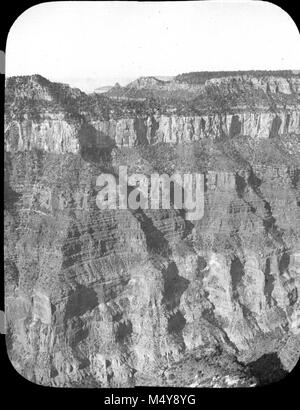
[[1, 1, 299, 407]]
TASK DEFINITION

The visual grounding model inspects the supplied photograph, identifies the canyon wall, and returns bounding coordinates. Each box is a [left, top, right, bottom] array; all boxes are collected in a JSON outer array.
[[4, 72, 300, 387], [5, 110, 300, 152]]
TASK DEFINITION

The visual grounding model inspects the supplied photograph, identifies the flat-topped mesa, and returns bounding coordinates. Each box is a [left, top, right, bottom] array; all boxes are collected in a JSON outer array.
[[174, 69, 300, 83], [5, 71, 300, 153], [107, 72, 300, 100], [204, 75, 300, 95]]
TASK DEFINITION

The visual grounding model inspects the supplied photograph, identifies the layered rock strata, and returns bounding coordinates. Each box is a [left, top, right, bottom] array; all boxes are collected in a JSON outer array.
[[4, 72, 300, 387]]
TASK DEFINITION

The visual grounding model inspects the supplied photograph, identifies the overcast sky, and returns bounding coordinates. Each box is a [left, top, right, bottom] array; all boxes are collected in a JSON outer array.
[[6, 1, 300, 92]]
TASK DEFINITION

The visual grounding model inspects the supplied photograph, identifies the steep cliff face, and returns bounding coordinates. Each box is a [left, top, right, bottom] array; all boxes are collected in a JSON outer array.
[[5, 110, 300, 152], [4, 72, 300, 387], [5, 71, 300, 151]]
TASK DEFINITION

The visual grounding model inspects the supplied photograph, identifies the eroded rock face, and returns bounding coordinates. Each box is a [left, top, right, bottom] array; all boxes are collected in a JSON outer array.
[[4, 72, 300, 387], [5, 111, 300, 151], [5, 118, 81, 153]]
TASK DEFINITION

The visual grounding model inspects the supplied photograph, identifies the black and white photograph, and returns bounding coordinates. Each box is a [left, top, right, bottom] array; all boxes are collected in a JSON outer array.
[[4, 1, 300, 389]]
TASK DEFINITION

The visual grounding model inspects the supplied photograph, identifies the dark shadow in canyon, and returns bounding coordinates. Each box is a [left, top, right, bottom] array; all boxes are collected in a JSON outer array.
[[115, 320, 133, 343], [160, 262, 189, 350], [278, 251, 290, 275], [64, 284, 98, 321], [78, 122, 115, 166], [234, 164, 286, 247], [4, 180, 22, 209], [131, 206, 171, 257], [162, 262, 189, 311], [247, 168, 284, 244], [248, 353, 288, 385], [133, 117, 149, 145], [196, 256, 208, 281], [264, 257, 275, 306], [230, 256, 245, 301], [167, 310, 186, 334], [269, 116, 282, 139], [229, 115, 242, 138], [111, 310, 133, 344], [126, 182, 173, 257], [147, 115, 160, 144], [289, 168, 300, 189], [235, 173, 247, 198]]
